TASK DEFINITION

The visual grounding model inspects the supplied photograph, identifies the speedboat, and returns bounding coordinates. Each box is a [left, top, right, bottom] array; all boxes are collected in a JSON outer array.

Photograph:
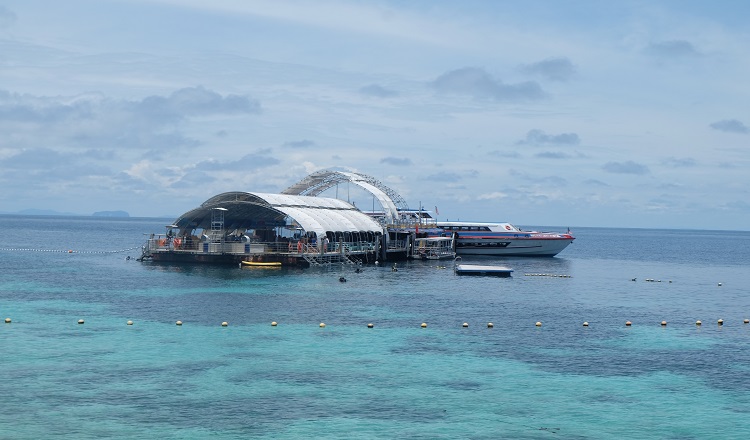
[[431, 221, 574, 257]]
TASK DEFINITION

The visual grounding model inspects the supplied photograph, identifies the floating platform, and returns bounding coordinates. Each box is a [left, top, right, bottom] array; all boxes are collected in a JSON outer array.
[[455, 264, 514, 277]]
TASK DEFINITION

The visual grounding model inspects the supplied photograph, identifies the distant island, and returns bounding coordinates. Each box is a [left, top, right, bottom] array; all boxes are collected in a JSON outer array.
[[92, 210, 130, 217]]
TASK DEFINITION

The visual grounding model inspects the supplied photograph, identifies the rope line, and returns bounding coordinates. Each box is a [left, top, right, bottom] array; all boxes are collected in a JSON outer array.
[[0, 245, 142, 254]]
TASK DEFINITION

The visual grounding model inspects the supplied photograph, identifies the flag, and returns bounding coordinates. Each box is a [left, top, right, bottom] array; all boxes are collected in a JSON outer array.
[[434, 206, 439, 215]]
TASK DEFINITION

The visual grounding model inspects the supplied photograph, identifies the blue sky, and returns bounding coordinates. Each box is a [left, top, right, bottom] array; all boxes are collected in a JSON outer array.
[[1, 0, 748, 229]]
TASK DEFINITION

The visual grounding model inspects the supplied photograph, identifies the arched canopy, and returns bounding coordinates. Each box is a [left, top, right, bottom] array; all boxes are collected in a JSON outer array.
[[170, 191, 383, 240], [282, 170, 408, 224]]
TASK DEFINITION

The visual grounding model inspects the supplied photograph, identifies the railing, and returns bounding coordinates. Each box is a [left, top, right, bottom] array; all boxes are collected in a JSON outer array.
[[146, 238, 378, 256]]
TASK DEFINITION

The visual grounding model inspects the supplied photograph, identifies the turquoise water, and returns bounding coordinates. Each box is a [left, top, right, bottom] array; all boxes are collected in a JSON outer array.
[[2, 216, 750, 438]]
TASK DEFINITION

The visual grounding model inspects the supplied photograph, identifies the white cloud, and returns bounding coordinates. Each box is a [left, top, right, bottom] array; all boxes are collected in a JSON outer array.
[[477, 192, 507, 200]]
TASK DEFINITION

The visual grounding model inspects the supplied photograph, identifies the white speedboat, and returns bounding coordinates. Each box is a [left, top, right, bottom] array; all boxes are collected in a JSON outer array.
[[431, 221, 574, 257]]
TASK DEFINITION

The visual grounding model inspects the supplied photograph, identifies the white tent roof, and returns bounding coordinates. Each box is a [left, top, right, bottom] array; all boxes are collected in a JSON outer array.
[[172, 191, 383, 239]]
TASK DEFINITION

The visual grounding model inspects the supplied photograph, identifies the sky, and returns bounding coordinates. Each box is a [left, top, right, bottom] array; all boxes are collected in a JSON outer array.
[[1, 0, 749, 230]]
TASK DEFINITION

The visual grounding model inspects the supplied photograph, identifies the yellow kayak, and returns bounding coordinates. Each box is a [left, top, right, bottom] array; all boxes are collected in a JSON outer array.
[[241, 261, 282, 267]]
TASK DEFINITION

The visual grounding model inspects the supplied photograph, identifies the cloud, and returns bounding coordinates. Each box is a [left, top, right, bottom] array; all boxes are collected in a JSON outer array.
[[283, 139, 317, 149], [380, 157, 412, 166], [710, 119, 748, 134], [135, 86, 260, 122], [534, 151, 573, 159], [645, 40, 700, 59], [169, 171, 217, 188], [602, 161, 650, 175], [661, 157, 696, 167], [516, 129, 580, 146], [432, 67, 545, 101], [508, 169, 567, 186], [0, 87, 260, 151], [583, 179, 609, 187], [519, 57, 576, 82], [424, 170, 478, 182], [477, 191, 507, 200], [0, 6, 16, 29], [0, 147, 112, 182], [489, 150, 522, 159], [193, 150, 280, 172], [359, 84, 399, 98]]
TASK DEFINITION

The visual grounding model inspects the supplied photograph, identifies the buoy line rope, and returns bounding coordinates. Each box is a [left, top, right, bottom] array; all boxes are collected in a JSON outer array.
[[0, 245, 142, 254]]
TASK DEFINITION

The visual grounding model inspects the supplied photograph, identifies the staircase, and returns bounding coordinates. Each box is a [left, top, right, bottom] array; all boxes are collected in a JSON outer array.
[[302, 252, 357, 266]]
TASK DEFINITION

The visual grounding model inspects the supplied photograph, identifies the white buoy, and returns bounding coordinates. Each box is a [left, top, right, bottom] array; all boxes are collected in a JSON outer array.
[[625, 321, 632, 326], [535, 321, 542, 327], [4, 318, 11, 324], [462, 322, 469, 328], [127, 320, 133, 325], [718, 319, 724, 326], [271, 321, 278, 326], [744, 319, 749, 324], [221, 321, 228, 327], [421, 322, 427, 328], [696, 320, 702, 326], [319, 322, 326, 328], [718, 282, 723, 286], [176, 320, 183, 326], [367, 323, 374, 328], [661, 321, 667, 326], [78, 319, 85, 325], [583, 322, 589, 327], [487, 322, 494, 328]]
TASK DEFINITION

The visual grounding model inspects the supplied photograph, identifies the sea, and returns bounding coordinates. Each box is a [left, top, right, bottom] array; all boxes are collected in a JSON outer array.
[[1, 214, 750, 439]]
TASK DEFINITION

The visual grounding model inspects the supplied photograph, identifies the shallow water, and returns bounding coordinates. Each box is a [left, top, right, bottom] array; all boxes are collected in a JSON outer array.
[[2, 216, 750, 438]]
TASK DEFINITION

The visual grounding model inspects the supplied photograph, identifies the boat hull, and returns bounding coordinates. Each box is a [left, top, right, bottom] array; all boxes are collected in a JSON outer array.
[[454, 237, 573, 257]]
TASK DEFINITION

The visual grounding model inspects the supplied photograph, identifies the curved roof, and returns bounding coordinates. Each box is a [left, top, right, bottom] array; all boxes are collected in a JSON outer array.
[[171, 192, 383, 238], [281, 170, 408, 224]]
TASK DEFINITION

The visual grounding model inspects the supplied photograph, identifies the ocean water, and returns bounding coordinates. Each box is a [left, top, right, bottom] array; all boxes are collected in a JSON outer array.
[[1, 215, 750, 439]]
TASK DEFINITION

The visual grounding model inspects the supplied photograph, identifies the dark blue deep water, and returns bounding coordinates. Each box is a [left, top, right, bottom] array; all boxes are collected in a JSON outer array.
[[1, 215, 750, 438]]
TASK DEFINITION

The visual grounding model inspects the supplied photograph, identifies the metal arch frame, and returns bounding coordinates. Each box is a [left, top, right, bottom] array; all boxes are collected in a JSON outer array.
[[282, 170, 409, 223]]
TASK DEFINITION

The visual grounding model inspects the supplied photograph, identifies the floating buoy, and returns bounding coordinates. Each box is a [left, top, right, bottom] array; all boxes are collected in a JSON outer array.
[[367, 323, 374, 328], [535, 321, 542, 327], [718, 319, 724, 326], [319, 323, 326, 328], [127, 320, 133, 325], [4, 318, 10, 324], [462, 322, 469, 328], [625, 321, 632, 326], [744, 319, 749, 324], [176, 320, 183, 326], [78, 319, 84, 325], [583, 322, 589, 327], [221, 321, 228, 327], [68, 250, 73, 253], [696, 320, 702, 326], [271, 321, 278, 326], [661, 321, 667, 326], [718, 282, 722, 286], [421, 322, 427, 328], [487, 322, 494, 328]]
